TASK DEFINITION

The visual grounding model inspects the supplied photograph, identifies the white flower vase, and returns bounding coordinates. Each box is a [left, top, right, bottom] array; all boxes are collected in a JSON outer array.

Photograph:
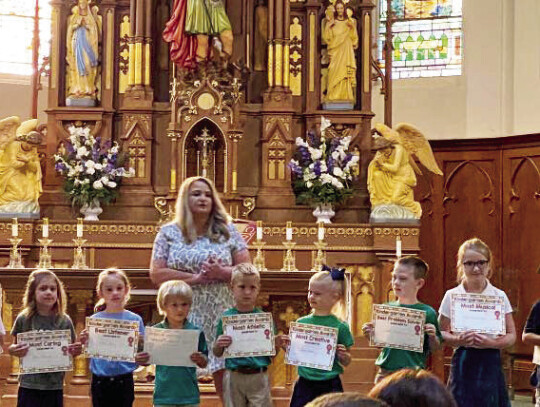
[[313, 203, 335, 224], [80, 199, 103, 221]]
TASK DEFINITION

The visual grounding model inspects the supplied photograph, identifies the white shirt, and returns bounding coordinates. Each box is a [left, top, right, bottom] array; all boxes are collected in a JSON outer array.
[[439, 280, 512, 340]]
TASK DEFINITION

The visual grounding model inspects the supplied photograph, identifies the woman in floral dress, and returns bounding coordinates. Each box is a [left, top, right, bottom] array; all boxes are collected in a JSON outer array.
[[150, 176, 250, 401]]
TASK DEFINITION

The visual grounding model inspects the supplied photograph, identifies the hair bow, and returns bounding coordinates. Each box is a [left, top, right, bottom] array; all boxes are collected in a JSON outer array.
[[322, 264, 345, 281]]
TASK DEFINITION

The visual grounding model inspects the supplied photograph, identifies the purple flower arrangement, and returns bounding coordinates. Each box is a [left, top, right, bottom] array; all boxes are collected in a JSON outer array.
[[54, 125, 134, 208], [289, 117, 359, 207]]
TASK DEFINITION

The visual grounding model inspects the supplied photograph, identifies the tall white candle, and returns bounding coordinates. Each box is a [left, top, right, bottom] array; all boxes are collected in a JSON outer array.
[[396, 236, 402, 258], [12, 218, 18, 237], [77, 218, 83, 238], [256, 221, 263, 241], [43, 218, 49, 238], [286, 221, 292, 241], [318, 222, 325, 241]]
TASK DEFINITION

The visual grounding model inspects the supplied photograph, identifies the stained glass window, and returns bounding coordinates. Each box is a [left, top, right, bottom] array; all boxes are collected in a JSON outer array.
[[0, 0, 51, 76], [378, 0, 462, 79]]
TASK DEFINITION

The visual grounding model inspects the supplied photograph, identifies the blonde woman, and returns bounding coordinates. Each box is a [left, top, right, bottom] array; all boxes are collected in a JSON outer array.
[[150, 176, 250, 401], [438, 238, 515, 407]]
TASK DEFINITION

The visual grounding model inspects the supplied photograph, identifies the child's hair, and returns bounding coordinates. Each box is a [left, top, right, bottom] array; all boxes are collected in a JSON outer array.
[[456, 237, 492, 282], [95, 268, 131, 312], [231, 263, 261, 285], [21, 269, 67, 320], [306, 392, 388, 407], [395, 256, 429, 280], [310, 269, 348, 320], [368, 369, 457, 407], [157, 280, 193, 316]]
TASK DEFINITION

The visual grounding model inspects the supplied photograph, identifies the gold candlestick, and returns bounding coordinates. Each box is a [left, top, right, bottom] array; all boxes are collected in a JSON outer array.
[[7, 238, 23, 268], [252, 240, 268, 272], [38, 238, 53, 269], [311, 240, 327, 272], [72, 237, 89, 269], [281, 241, 298, 272]]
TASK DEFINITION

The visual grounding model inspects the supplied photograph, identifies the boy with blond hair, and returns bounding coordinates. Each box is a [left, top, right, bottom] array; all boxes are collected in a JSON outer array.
[[362, 256, 442, 383], [139, 280, 208, 407], [213, 263, 273, 407]]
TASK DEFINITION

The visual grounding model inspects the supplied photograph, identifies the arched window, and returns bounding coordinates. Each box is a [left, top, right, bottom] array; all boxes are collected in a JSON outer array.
[[0, 0, 52, 76], [378, 0, 462, 79]]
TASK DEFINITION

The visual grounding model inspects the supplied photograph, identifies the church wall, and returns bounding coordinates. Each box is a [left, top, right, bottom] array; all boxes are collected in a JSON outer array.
[[0, 79, 47, 123], [372, 0, 540, 140]]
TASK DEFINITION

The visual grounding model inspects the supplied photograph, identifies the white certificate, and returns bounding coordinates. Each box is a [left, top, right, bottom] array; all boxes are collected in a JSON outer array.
[[371, 304, 426, 353], [85, 318, 139, 362], [18, 330, 73, 374], [450, 294, 506, 335], [285, 322, 338, 371], [144, 327, 199, 367], [222, 312, 275, 358]]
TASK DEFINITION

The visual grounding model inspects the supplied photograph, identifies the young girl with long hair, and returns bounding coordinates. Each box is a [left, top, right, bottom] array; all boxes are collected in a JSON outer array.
[[285, 266, 354, 407], [80, 268, 146, 407], [9, 269, 82, 407]]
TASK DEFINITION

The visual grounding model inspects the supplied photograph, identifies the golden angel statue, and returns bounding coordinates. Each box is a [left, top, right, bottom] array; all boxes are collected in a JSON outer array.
[[66, 0, 101, 105], [0, 117, 43, 215], [322, 0, 358, 107], [367, 123, 442, 220]]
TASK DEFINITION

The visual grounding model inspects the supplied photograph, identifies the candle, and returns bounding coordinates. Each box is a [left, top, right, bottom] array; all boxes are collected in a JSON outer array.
[[77, 218, 83, 238], [12, 218, 18, 237], [43, 218, 49, 238], [286, 221, 292, 241], [256, 221, 263, 241], [396, 236, 402, 258], [318, 222, 325, 241]]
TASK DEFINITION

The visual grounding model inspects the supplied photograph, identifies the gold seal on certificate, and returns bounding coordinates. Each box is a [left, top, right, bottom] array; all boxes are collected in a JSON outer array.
[[144, 327, 199, 367], [285, 322, 338, 371], [450, 294, 506, 335], [85, 318, 140, 362], [371, 304, 426, 353], [222, 312, 275, 358], [18, 330, 73, 374]]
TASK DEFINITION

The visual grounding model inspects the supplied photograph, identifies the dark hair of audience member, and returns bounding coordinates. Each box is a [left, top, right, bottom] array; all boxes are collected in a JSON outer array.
[[306, 392, 389, 407], [368, 369, 457, 407]]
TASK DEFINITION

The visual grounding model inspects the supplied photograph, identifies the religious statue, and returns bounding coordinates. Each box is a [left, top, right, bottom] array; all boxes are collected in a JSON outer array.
[[367, 123, 442, 221], [0, 117, 43, 215], [163, 0, 234, 69], [322, 0, 358, 108], [66, 0, 101, 106]]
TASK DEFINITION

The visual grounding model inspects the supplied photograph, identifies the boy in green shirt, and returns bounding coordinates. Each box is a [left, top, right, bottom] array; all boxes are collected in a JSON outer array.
[[138, 280, 208, 407], [213, 263, 273, 407], [362, 256, 442, 383]]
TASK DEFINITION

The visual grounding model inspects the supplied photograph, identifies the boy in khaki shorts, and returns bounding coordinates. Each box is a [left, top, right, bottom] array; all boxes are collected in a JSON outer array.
[[213, 263, 273, 407]]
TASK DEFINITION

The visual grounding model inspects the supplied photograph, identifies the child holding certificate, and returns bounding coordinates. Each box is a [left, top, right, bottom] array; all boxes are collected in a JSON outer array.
[[361, 256, 442, 383], [80, 268, 146, 407], [438, 238, 515, 407], [9, 269, 82, 407], [213, 263, 274, 407], [137, 280, 208, 406], [283, 266, 354, 407]]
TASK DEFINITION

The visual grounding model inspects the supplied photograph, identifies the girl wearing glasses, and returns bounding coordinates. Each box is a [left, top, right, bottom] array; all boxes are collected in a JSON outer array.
[[438, 238, 515, 407]]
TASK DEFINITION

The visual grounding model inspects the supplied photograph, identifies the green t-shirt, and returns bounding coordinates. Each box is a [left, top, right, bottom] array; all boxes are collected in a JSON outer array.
[[153, 319, 208, 405], [375, 301, 443, 371], [216, 307, 273, 370], [295, 314, 354, 381], [11, 312, 76, 390]]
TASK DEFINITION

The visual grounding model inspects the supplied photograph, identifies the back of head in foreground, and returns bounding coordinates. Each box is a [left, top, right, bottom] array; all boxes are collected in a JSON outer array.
[[368, 369, 457, 407], [306, 392, 388, 407]]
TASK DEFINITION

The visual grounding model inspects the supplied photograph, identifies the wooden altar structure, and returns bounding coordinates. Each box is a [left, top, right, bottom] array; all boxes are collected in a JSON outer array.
[[0, 221, 420, 405]]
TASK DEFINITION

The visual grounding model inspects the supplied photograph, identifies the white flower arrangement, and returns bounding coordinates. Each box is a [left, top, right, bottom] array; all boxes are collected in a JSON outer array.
[[289, 118, 359, 207], [54, 125, 134, 207]]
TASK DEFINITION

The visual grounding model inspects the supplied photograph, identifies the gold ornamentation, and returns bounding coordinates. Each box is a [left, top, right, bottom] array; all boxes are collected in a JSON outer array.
[[197, 93, 215, 110], [106, 10, 113, 90], [242, 197, 256, 218], [290, 17, 303, 96], [309, 12, 316, 92], [118, 15, 130, 93]]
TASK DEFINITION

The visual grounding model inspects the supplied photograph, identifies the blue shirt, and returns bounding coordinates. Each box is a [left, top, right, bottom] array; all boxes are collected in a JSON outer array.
[[89, 310, 145, 377]]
